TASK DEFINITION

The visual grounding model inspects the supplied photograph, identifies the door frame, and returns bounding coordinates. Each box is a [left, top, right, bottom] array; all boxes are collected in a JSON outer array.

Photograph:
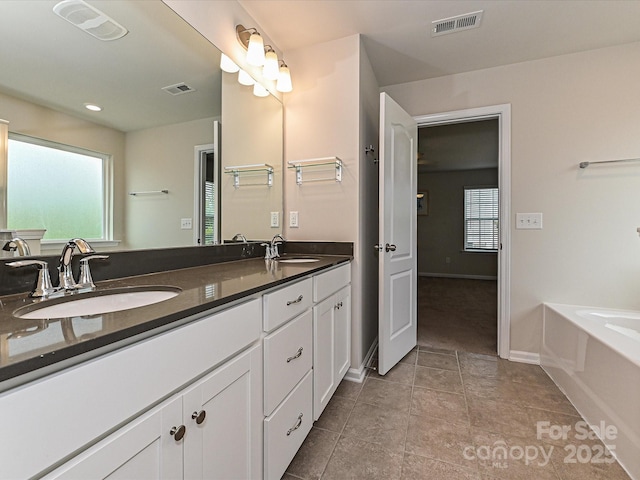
[[414, 104, 511, 359]]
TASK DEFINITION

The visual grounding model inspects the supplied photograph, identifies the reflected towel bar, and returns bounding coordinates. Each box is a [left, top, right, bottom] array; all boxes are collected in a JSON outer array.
[[579, 158, 640, 169], [129, 189, 169, 196]]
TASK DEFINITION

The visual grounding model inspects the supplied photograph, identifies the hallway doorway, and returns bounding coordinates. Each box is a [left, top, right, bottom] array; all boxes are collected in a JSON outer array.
[[414, 105, 511, 357]]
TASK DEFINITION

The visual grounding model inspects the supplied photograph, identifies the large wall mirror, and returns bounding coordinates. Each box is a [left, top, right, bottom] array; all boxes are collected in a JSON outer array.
[[0, 0, 283, 253]]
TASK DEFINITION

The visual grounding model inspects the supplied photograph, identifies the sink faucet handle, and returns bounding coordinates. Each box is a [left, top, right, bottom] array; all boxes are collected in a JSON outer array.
[[260, 242, 273, 260], [7, 260, 56, 297], [77, 255, 109, 290]]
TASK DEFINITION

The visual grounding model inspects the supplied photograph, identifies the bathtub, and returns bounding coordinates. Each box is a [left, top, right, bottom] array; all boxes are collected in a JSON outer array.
[[542, 303, 640, 479]]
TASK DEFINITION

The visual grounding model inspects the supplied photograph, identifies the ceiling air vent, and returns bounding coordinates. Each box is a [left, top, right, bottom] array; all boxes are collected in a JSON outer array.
[[162, 83, 197, 96], [432, 10, 483, 37], [53, 0, 128, 41]]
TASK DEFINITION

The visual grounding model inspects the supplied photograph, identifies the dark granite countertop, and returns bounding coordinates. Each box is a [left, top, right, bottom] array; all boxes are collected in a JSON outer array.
[[0, 254, 350, 390]]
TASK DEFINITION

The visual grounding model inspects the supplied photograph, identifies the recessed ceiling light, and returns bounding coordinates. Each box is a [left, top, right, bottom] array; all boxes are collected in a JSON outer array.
[[84, 103, 102, 112]]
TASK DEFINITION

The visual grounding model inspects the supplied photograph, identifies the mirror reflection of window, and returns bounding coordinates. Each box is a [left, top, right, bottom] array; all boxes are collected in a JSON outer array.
[[7, 134, 110, 242]]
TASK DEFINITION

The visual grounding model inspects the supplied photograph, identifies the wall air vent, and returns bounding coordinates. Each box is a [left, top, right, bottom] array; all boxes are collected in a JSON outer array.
[[162, 83, 197, 96], [53, 0, 128, 41], [432, 10, 483, 37]]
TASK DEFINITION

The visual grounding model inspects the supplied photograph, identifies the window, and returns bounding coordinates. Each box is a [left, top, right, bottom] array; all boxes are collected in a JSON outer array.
[[7, 134, 111, 242], [464, 187, 498, 251]]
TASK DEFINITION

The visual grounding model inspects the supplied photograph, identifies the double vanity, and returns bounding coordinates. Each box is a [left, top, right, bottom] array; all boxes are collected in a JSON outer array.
[[0, 243, 352, 479]]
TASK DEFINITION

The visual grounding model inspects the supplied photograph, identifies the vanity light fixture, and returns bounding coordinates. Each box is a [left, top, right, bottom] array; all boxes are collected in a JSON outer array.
[[84, 103, 102, 112], [253, 83, 269, 97], [276, 60, 293, 93], [220, 53, 240, 73], [238, 69, 255, 86], [263, 46, 279, 81], [236, 25, 265, 67]]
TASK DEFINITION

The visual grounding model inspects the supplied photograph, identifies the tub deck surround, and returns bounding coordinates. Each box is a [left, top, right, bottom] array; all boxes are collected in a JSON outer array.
[[542, 303, 640, 480], [0, 248, 352, 390]]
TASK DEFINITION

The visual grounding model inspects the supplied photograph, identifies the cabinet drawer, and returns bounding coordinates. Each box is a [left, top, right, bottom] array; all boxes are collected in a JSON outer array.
[[263, 310, 312, 416], [264, 371, 313, 480], [263, 278, 313, 332], [313, 263, 350, 302]]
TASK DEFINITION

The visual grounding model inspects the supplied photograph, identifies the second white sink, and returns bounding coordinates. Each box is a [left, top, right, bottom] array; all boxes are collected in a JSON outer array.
[[15, 286, 181, 320]]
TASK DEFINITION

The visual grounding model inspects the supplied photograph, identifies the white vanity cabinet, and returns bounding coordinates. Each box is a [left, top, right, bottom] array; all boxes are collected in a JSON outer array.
[[1, 298, 263, 480], [262, 278, 314, 480], [45, 344, 263, 480], [312, 264, 351, 420]]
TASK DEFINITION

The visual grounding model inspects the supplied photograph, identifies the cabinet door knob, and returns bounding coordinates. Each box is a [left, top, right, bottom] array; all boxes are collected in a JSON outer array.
[[286, 295, 303, 306], [170, 425, 186, 441], [191, 410, 206, 425], [286, 413, 303, 436], [286, 347, 303, 363]]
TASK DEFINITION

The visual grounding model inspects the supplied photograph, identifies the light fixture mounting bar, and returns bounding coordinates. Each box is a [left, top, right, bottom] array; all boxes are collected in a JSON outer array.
[[236, 24, 255, 50]]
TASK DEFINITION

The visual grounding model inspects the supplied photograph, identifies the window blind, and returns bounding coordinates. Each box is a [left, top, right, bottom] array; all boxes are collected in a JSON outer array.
[[464, 187, 498, 251]]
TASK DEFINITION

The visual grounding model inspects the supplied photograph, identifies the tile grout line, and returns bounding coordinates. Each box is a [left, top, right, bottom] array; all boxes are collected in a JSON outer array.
[[315, 364, 369, 480]]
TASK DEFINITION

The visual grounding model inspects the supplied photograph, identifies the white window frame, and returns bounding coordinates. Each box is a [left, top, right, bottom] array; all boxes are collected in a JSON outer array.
[[6, 133, 114, 247], [463, 185, 499, 253]]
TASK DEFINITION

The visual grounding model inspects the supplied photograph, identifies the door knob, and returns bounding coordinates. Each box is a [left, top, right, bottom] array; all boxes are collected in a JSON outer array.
[[385, 243, 396, 252], [374, 244, 383, 252]]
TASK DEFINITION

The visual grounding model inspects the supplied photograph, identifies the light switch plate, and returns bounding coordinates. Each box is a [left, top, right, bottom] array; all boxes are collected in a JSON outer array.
[[516, 213, 543, 229], [180, 218, 192, 229]]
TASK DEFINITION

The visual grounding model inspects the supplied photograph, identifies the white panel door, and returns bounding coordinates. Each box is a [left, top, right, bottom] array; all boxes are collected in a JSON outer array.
[[378, 92, 418, 375]]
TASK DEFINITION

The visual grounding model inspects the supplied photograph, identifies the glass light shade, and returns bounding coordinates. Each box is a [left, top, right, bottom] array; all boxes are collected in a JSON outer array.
[[276, 65, 293, 93], [246, 32, 265, 66], [263, 50, 279, 80], [238, 69, 255, 86], [219, 53, 239, 73], [253, 83, 269, 97]]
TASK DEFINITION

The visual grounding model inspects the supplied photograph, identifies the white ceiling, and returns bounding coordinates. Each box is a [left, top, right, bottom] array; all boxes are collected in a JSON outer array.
[[0, 1, 221, 132], [238, 0, 640, 87]]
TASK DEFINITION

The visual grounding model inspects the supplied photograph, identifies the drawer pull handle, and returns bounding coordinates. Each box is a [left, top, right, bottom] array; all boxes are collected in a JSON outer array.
[[191, 410, 206, 425], [170, 425, 186, 442], [286, 413, 303, 436], [286, 295, 303, 306], [286, 347, 304, 363]]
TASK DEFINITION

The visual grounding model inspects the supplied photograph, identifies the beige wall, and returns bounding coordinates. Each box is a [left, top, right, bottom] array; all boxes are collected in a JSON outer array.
[[124, 117, 215, 249], [284, 34, 380, 372], [0, 91, 126, 244], [221, 73, 283, 241], [418, 168, 498, 278], [385, 42, 640, 355]]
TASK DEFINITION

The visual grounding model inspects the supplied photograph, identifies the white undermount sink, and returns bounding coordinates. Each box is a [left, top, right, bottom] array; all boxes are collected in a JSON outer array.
[[14, 286, 181, 320], [276, 257, 320, 264]]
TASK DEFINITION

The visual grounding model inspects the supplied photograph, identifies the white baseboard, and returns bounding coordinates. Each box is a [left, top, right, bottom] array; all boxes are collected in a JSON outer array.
[[419, 272, 497, 281], [509, 350, 540, 365], [344, 338, 378, 383]]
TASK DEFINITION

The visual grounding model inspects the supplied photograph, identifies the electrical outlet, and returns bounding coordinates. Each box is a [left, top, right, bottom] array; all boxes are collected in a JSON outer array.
[[270, 212, 279, 228], [516, 213, 543, 230], [181, 218, 192, 230], [289, 211, 299, 228]]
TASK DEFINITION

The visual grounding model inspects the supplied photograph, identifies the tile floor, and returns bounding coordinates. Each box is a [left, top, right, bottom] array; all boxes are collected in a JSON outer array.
[[283, 347, 631, 480]]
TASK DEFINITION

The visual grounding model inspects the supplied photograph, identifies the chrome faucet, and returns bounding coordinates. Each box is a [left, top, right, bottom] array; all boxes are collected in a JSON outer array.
[[270, 234, 285, 259], [231, 233, 248, 243], [2, 237, 31, 256], [58, 238, 95, 290]]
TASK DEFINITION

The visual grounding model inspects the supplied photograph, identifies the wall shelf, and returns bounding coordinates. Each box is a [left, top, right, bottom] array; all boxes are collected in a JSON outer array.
[[287, 157, 342, 185], [224, 163, 274, 188]]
